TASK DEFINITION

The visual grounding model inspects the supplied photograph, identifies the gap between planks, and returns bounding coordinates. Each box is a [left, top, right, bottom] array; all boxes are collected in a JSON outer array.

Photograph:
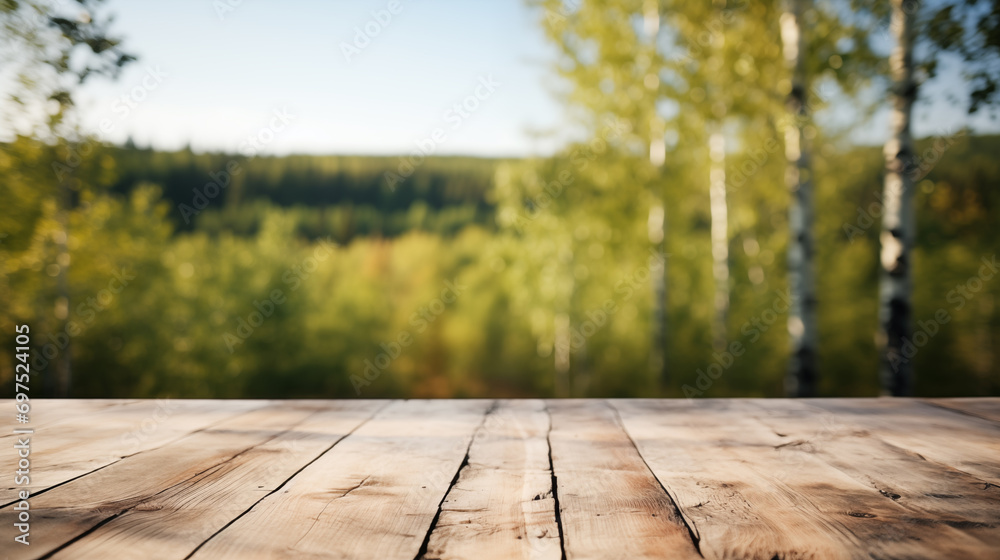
[[5, 401, 388, 560], [415, 399, 703, 560], [12, 398, 997, 560], [415, 399, 564, 560], [187, 399, 494, 560], [611, 398, 1000, 560], [0, 399, 267, 505]]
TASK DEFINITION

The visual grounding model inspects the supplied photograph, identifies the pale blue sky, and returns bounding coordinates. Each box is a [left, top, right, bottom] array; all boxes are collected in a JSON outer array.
[[66, 0, 997, 157], [75, 0, 569, 156]]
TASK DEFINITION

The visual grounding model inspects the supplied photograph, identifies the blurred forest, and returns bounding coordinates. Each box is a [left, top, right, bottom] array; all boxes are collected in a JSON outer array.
[[1, 0, 998, 398], [2, 135, 997, 398]]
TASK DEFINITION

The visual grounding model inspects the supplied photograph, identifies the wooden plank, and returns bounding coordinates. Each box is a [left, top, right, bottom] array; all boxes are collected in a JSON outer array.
[[746, 399, 1000, 550], [48, 400, 387, 560], [924, 398, 1000, 423], [422, 399, 561, 560], [3, 397, 998, 559], [808, 398, 1000, 486], [611, 399, 994, 560], [189, 399, 493, 560], [2, 399, 182, 502], [2, 401, 327, 560], [0, 399, 140, 440], [547, 400, 700, 560], [0, 399, 263, 503]]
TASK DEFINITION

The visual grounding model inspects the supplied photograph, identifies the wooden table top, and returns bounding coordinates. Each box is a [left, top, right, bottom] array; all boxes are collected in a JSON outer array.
[[2, 398, 999, 559]]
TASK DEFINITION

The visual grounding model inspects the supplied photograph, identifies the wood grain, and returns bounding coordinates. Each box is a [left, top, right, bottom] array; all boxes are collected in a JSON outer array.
[[48, 400, 386, 560], [422, 399, 561, 560], [0, 400, 140, 441], [548, 399, 701, 560], [2, 401, 325, 560], [5, 398, 1000, 560], [0, 399, 263, 503], [924, 398, 1000, 423], [611, 398, 995, 560], [189, 399, 493, 560], [747, 398, 1000, 550], [809, 398, 1000, 486]]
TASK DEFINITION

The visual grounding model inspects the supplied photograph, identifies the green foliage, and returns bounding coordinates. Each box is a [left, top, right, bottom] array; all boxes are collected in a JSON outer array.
[[103, 146, 501, 234], [1, 1, 997, 399], [1, 0, 135, 136], [1, 132, 998, 398]]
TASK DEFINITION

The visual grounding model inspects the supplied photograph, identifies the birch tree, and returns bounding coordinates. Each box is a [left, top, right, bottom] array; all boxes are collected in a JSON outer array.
[[878, 0, 1000, 395], [645, 0, 669, 383], [1, 0, 134, 396], [708, 125, 729, 352], [780, 0, 818, 396], [667, 0, 743, 355], [878, 0, 917, 395], [706, 8, 730, 354], [532, 0, 669, 390]]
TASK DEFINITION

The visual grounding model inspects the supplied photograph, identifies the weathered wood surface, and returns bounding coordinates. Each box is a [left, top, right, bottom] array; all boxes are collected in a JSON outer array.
[[549, 400, 701, 560], [612, 399, 998, 559], [423, 399, 561, 560], [49, 401, 385, 560], [2, 398, 998, 560], [923, 397, 1000, 423], [190, 399, 492, 560], [0, 399, 263, 504]]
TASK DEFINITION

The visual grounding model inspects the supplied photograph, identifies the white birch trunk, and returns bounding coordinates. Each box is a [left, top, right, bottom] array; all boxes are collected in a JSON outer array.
[[54, 157, 73, 397], [645, 0, 670, 385], [780, 0, 818, 397], [879, 0, 918, 396], [648, 203, 668, 383], [708, 130, 729, 352]]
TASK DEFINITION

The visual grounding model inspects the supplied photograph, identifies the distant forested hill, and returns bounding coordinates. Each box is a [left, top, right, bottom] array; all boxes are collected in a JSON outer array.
[[2, 135, 997, 399], [107, 146, 505, 239], [104, 136, 999, 244]]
